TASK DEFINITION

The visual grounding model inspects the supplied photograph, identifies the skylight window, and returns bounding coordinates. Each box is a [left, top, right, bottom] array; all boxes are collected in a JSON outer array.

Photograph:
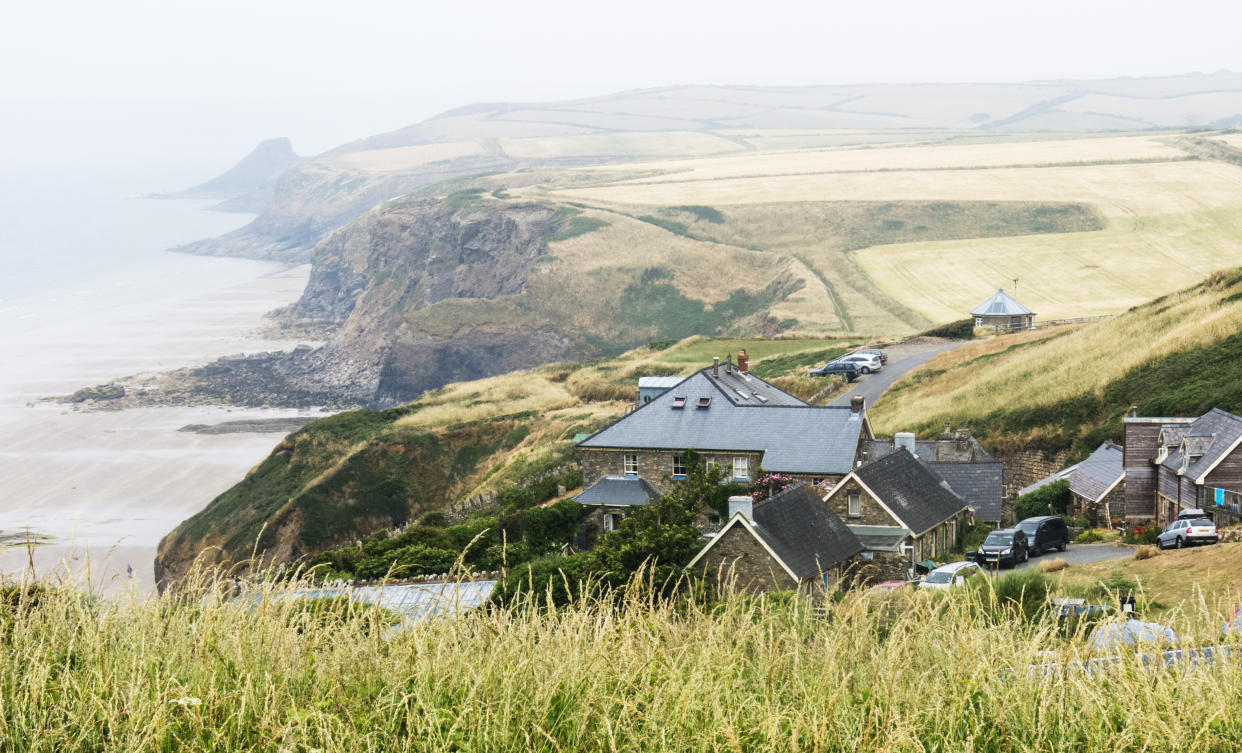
[[671, 396, 687, 409], [755, 394, 768, 403], [734, 389, 749, 399], [696, 397, 711, 409]]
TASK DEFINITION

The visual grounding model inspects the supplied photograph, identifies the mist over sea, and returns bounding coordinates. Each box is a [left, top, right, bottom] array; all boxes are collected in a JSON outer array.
[[0, 167, 313, 591]]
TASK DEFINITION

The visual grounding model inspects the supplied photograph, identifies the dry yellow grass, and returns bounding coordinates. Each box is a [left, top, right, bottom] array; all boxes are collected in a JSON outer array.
[[1219, 133, 1242, 150], [1135, 546, 1161, 561], [325, 141, 485, 172], [395, 374, 580, 429], [1056, 541, 1242, 614], [1039, 557, 1069, 573], [872, 283, 1242, 434], [500, 131, 743, 160], [596, 134, 1184, 183]]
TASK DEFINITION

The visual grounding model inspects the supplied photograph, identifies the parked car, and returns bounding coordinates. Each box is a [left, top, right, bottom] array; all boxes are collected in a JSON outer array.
[[1016, 515, 1070, 555], [919, 561, 985, 589], [976, 528, 1029, 568], [808, 361, 860, 380], [854, 348, 888, 364], [1089, 619, 1178, 651], [832, 353, 883, 374], [1156, 518, 1218, 549], [1176, 508, 1209, 521]]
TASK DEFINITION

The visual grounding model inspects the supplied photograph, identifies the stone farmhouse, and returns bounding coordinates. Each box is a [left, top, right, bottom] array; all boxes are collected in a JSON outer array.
[[861, 428, 1004, 524], [823, 449, 973, 579], [1021, 441, 1125, 525], [577, 356, 873, 501], [687, 484, 864, 595], [1124, 408, 1242, 525], [971, 288, 1034, 331]]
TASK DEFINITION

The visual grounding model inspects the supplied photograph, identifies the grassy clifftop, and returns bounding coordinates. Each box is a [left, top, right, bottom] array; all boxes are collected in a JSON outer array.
[[155, 336, 860, 585], [873, 268, 1242, 459]]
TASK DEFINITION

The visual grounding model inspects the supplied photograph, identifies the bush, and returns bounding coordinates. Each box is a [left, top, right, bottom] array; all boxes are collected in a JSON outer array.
[[959, 521, 992, 553], [1123, 524, 1160, 546], [1039, 557, 1069, 573], [1134, 545, 1160, 561], [973, 570, 1053, 622], [1074, 528, 1104, 544], [921, 319, 976, 340], [1014, 479, 1071, 520]]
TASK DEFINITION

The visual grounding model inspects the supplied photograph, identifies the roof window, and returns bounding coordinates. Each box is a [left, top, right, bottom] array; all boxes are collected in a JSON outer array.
[[696, 397, 711, 409], [734, 389, 750, 400], [671, 396, 686, 409], [754, 394, 768, 403]]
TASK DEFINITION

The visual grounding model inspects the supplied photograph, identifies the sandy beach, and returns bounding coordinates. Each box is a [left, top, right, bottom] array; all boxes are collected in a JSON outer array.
[[0, 251, 315, 593]]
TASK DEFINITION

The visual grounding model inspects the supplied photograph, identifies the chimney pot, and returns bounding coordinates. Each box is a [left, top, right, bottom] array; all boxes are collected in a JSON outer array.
[[713, 356, 720, 377], [850, 395, 865, 414], [737, 349, 749, 374], [728, 495, 754, 522]]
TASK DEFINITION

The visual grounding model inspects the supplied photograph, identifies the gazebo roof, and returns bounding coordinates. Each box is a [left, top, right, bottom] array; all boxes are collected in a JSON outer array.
[[970, 288, 1033, 317]]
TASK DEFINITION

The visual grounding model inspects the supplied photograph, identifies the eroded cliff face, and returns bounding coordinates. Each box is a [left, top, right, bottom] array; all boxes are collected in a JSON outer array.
[[274, 198, 590, 406]]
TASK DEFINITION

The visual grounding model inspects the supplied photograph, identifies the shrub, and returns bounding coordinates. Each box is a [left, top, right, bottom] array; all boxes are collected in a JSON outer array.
[[921, 318, 976, 340], [1075, 528, 1104, 544], [1123, 524, 1160, 546], [1134, 545, 1160, 561], [1038, 557, 1069, 573], [1013, 479, 1071, 520], [973, 570, 1053, 622]]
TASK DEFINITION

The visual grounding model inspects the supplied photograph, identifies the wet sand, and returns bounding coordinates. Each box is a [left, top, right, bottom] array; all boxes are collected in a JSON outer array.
[[0, 258, 315, 593]]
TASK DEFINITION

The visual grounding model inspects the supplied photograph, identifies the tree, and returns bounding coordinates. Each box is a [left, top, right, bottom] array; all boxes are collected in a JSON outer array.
[[1013, 479, 1071, 521]]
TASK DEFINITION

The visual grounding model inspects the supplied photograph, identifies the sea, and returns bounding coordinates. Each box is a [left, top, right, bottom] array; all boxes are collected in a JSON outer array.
[[0, 168, 314, 593]]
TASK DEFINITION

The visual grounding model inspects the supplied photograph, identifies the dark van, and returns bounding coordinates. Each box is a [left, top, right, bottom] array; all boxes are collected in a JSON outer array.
[[1016, 515, 1070, 555]]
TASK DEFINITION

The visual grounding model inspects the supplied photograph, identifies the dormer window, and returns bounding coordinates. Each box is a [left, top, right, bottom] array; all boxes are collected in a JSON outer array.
[[696, 397, 711, 409], [671, 396, 686, 409]]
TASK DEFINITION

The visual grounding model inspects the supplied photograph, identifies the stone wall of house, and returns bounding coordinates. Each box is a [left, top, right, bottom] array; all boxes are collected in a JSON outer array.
[[848, 551, 910, 585], [582, 448, 764, 494], [696, 525, 800, 594], [997, 448, 1071, 493], [825, 478, 900, 526]]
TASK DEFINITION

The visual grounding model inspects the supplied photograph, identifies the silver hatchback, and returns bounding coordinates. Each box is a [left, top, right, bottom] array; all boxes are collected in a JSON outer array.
[[1156, 518, 1218, 549]]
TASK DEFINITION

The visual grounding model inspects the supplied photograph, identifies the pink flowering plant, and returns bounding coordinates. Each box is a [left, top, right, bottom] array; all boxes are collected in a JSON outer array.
[[750, 472, 794, 503]]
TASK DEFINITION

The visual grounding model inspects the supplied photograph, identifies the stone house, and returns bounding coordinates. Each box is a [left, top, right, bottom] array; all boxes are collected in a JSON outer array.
[[971, 288, 1034, 331], [862, 428, 1004, 524], [687, 484, 863, 596], [824, 448, 973, 572], [578, 356, 873, 496], [572, 476, 660, 547], [1124, 408, 1242, 525], [1020, 441, 1125, 526]]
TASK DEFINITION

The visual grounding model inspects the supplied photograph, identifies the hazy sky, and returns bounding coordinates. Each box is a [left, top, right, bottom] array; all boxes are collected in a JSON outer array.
[[3, 0, 1241, 185]]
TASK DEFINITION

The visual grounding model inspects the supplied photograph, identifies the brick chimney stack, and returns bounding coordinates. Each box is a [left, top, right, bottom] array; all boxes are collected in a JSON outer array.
[[737, 349, 749, 374], [850, 395, 865, 414]]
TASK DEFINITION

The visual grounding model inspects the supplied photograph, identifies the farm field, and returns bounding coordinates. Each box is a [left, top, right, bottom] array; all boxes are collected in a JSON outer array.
[[541, 137, 1242, 325]]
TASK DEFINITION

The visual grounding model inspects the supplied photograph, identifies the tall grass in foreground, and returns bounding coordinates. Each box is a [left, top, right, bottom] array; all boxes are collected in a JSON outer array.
[[3, 570, 1242, 752]]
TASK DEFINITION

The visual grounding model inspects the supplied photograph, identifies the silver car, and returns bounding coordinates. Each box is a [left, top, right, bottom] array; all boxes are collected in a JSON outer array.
[[1156, 518, 1218, 549], [833, 353, 883, 374]]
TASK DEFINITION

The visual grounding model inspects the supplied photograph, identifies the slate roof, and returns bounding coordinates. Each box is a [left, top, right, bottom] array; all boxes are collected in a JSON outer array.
[[750, 484, 865, 579], [863, 437, 993, 463], [928, 461, 1005, 522], [578, 368, 868, 475], [1157, 408, 1242, 481], [1069, 442, 1125, 501], [573, 476, 660, 507], [970, 288, 1033, 317], [847, 525, 909, 551], [637, 376, 683, 389], [850, 450, 971, 536]]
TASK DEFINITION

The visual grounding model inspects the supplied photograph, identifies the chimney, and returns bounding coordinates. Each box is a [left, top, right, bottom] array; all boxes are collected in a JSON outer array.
[[895, 431, 916, 455], [955, 428, 971, 453], [713, 356, 720, 377], [737, 349, 749, 374], [728, 495, 754, 522], [850, 395, 865, 414], [941, 421, 953, 439]]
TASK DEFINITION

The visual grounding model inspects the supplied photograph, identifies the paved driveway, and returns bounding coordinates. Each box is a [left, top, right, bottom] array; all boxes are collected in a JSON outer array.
[[829, 339, 970, 408], [1012, 543, 1134, 571]]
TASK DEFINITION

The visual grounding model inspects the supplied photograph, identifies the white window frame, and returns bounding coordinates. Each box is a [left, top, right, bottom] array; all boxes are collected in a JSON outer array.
[[623, 454, 638, 477], [672, 454, 687, 479], [732, 456, 749, 481], [848, 493, 861, 517], [974, 317, 983, 327]]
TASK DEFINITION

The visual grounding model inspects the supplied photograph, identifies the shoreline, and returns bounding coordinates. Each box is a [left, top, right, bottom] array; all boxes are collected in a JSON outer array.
[[0, 253, 316, 594]]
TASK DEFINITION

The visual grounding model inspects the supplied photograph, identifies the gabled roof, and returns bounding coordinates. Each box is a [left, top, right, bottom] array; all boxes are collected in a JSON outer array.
[[573, 476, 660, 507], [578, 368, 869, 475], [836, 450, 971, 536], [688, 484, 863, 581], [1186, 409, 1242, 483], [1070, 442, 1125, 501], [928, 461, 1004, 522], [970, 288, 1033, 317]]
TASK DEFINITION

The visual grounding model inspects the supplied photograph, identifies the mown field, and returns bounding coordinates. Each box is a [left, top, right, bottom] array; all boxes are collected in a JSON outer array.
[[534, 133, 1242, 325]]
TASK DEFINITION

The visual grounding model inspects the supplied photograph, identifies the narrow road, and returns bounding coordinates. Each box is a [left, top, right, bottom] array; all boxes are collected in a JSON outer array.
[[829, 339, 970, 408], [1013, 543, 1133, 571]]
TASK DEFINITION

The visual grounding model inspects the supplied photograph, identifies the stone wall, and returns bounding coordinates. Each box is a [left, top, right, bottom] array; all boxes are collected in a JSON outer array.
[[825, 478, 900, 527], [848, 551, 910, 585], [997, 448, 1071, 493], [582, 448, 764, 494], [696, 524, 800, 594]]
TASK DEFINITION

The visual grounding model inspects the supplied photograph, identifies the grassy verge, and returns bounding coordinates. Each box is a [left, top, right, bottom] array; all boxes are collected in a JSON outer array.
[[5, 570, 1242, 751]]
